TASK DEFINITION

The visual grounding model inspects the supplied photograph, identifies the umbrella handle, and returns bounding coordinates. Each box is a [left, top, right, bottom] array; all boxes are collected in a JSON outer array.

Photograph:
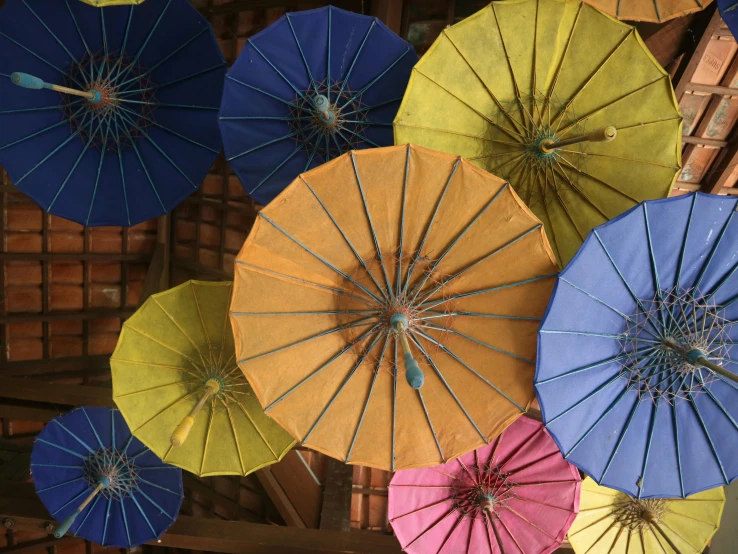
[[539, 126, 617, 152], [390, 313, 424, 389], [53, 478, 109, 538], [171, 379, 221, 446], [10, 72, 102, 103], [663, 340, 738, 383]]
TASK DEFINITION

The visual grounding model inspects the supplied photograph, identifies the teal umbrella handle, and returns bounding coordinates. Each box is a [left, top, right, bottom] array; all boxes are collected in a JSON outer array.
[[391, 313, 424, 389], [54, 477, 110, 538], [10, 72, 101, 103], [10, 72, 46, 89]]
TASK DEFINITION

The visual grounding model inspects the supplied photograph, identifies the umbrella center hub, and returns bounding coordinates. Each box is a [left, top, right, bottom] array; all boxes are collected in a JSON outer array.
[[619, 286, 730, 403], [83, 448, 139, 500], [613, 495, 667, 530], [452, 465, 515, 519]]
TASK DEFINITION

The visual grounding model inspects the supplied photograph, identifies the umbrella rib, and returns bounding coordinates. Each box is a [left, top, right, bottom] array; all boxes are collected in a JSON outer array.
[[36, 477, 86, 493], [390, 495, 456, 521], [558, 75, 668, 135], [120, 498, 132, 547], [233, 397, 283, 461], [441, 32, 527, 138], [136, 486, 176, 521], [115, 121, 167, 214], [600, 396, 643, 482], [239, 318, 376, 365], [85, 123, 108, 226], [225, 75, 296, 107], [410, 333, 489, 443], [486, 517, 509, 554], [13, 130, 80, 187], [694, 202, 738, 292], [550, 159, 610, 222], [284, 14, 317, 91], [53, 419, 95, 453], [247, 40, 304, 98], [115, 109, 197, 188], [341, 96, 405, 117], [114, 379, 200, 399], [402, 504, 457, 549], [74, 494, 101, 535], [421, 311, 540, 322], [117, 99, 219, 111], [544, 2, 582, 109], [635, 397, 660, 499], [126, 63, 225, 94], [419, 324, 533, 365], [506, 506, 557, 540], [189, 281, 214, 355], [250, 146, 305, 195], [31, 464, 82, 470], [391, 340, 400, 471], [199, 399, 217, 476], [337, 20, 376, 98], [118, 0, 173, 83], [417, 388, 445, 463], [232, 310, 375, 317], [537, 347, 655, 386], [221, 401, 247, 473], [130, 494, 157, 538], [300, 176, 387, 299], [692, 371, 738, 432], [117, 103, 220, 154], [152, 297, 209, 367], [401, 158, 460, 296], [413, 327, 526, 412], [131, 390, 198, 434], [137, 477, 181, 496], [21, 0, 81, 67], [327, 7, 332, 102], [302, 330, 384, 444], [345, 48, 412, 105], [102, 497, 112, 545], [392, 122, 512, 145], [408, 183, 510, 301], [657, 519, 702, 551], [123, 324, 204, 369], [495, 514, 527, 553], [50, 487, 90, 517], [235, 261, 376, 308], [436, 513, 467, 554], [259, 213, 385, 304], [559, 148, 681, 170], [396, 145, 410, 297], [110, 359, 200, 378], [686, 391, 730, 485], [415, 224, 542, 306], [546, 370, 627, 425], [63, 0, 92, 58], [664, 508, 720, 526], [512, 494, 577, 513], [346, 334, 390, 463], [0, 32, 85, 88], [549, 29, 632, 127], [350, 152, 394, 297], [263, 323, 382, 410]]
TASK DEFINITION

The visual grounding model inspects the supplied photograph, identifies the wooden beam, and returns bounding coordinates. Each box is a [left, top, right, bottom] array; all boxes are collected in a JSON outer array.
[[172, 257, 231, 280], [139, 243, 166, 307], [0, 310, 134, 324], [0, 253, 149, 262], [685, 83, 738, 96], [255, 469, 306, 528], [673, 5, 723, 100], [371, 0, 403, 35], [0, 401, 61, 423], [319, 459, 353, 532], [0, 487, 403, 554], [199, 0, 361, 17], [0, 376, 113, 407], [183, 476, 264, 524], [0, 537, 79, 554], [0, 355, 110, 377], [682, 135, 729, 147]]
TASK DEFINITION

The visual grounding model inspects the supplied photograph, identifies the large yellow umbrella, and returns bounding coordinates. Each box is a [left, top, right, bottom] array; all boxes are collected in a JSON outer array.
[[111, 280, 295, 476], [568, 478, 725, 553], [582, 0, 712, 22], [231, 144, 559, 471], [394, 0, 682, 265]]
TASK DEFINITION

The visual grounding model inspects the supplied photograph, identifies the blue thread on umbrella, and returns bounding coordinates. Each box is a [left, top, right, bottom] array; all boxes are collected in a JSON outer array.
[[0, 0, 225, 226], [31, 407, 183, 547], [218, 6, 417, 205]]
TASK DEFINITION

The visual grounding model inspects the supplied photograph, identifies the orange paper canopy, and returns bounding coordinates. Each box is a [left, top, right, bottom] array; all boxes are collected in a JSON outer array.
[[231, 145, 559, 470]]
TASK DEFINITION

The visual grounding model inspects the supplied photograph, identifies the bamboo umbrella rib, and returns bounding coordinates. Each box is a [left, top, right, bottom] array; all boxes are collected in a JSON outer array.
[[506, 506, 557, 540], [123, 326, 204, 369], [497, 514, 527, 553], [135, 390, 199, 435], [222, 402, 247, 473], [418, 387, 445, 462], [152, 299, 209, 366], [600, 398, 644, 482], [550, 160, 610, 222], [560, 149, 680, 169], [419, 325, 533, 365], [554, 156, 641, 204], [687, 392, 729, 484], [115, 379, 201, 398]]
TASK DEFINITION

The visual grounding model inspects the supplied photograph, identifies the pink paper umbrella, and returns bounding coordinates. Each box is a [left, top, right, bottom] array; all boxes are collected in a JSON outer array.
[[388, 417, 581, 554]]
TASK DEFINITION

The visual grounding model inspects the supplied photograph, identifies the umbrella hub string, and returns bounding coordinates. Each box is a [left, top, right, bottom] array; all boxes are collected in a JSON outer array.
[[451, 465, 515, 520], [61, 51, 158, 151], [618, 286, 734, 402], [290, 80, 369, 163], [83, 448, 139, 501], [612, 495, 668, 531]]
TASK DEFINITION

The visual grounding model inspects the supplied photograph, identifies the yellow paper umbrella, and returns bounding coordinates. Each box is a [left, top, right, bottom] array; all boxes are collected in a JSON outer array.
[[582, 0, 712, 22], [568, 478, 725, 553], [394, 0, 682, 265], [231, 144, 559, 471], [111, 280, 295, 477], [79, 0, 145, 6]]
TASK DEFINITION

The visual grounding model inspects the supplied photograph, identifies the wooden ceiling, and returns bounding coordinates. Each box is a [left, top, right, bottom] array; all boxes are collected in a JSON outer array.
[[0, 1, 732, 553]]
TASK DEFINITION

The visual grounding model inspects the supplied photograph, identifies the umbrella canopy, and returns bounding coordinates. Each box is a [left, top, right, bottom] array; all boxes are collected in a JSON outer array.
[[568, 477, 724, 554], [231, 144, 559, 470], [219, 6, 417, 206], [111, 280, 295, 477], [718, 1, 738, 40], [536, 193, 738, 498], [31, 407, 183, 547], [0, 0, 225, 226], [583, 0, 712, 22], [393, 0, 681, 265], [388, 416, 581, 554]]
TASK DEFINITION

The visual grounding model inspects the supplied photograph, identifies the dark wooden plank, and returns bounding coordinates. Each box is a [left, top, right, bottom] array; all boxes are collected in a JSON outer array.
[[0, 537, 79, 554], [371, 0, 404, 34], [686, 83, 738, 96], [0, 310, 134, 324], [0, 355, 110, 376], [183, 476, 264, 524], [0, 376, 113, 407], [255, 469, 307, 528], [673, 5, 723, 100], [138, 243, 167, 307], [319, 458, 353, 532], [0, 253, 149, 261]]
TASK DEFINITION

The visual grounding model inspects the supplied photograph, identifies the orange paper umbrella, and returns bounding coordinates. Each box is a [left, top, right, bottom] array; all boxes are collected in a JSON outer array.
[[231, 144, 559, 470]]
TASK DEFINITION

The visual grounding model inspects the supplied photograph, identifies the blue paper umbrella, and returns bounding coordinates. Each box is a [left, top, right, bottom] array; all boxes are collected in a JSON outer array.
[[0, 0, 225, 226], [31, 407, 183, 547], [536, 193, 738, 499], [218, 6, 417, 205]]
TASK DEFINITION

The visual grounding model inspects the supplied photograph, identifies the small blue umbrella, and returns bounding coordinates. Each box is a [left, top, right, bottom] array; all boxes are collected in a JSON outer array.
[[536, 192, 738, 499], [218, 5, 417, 206], [0, 0, 225, 226], [32, 407, 183, 547]]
